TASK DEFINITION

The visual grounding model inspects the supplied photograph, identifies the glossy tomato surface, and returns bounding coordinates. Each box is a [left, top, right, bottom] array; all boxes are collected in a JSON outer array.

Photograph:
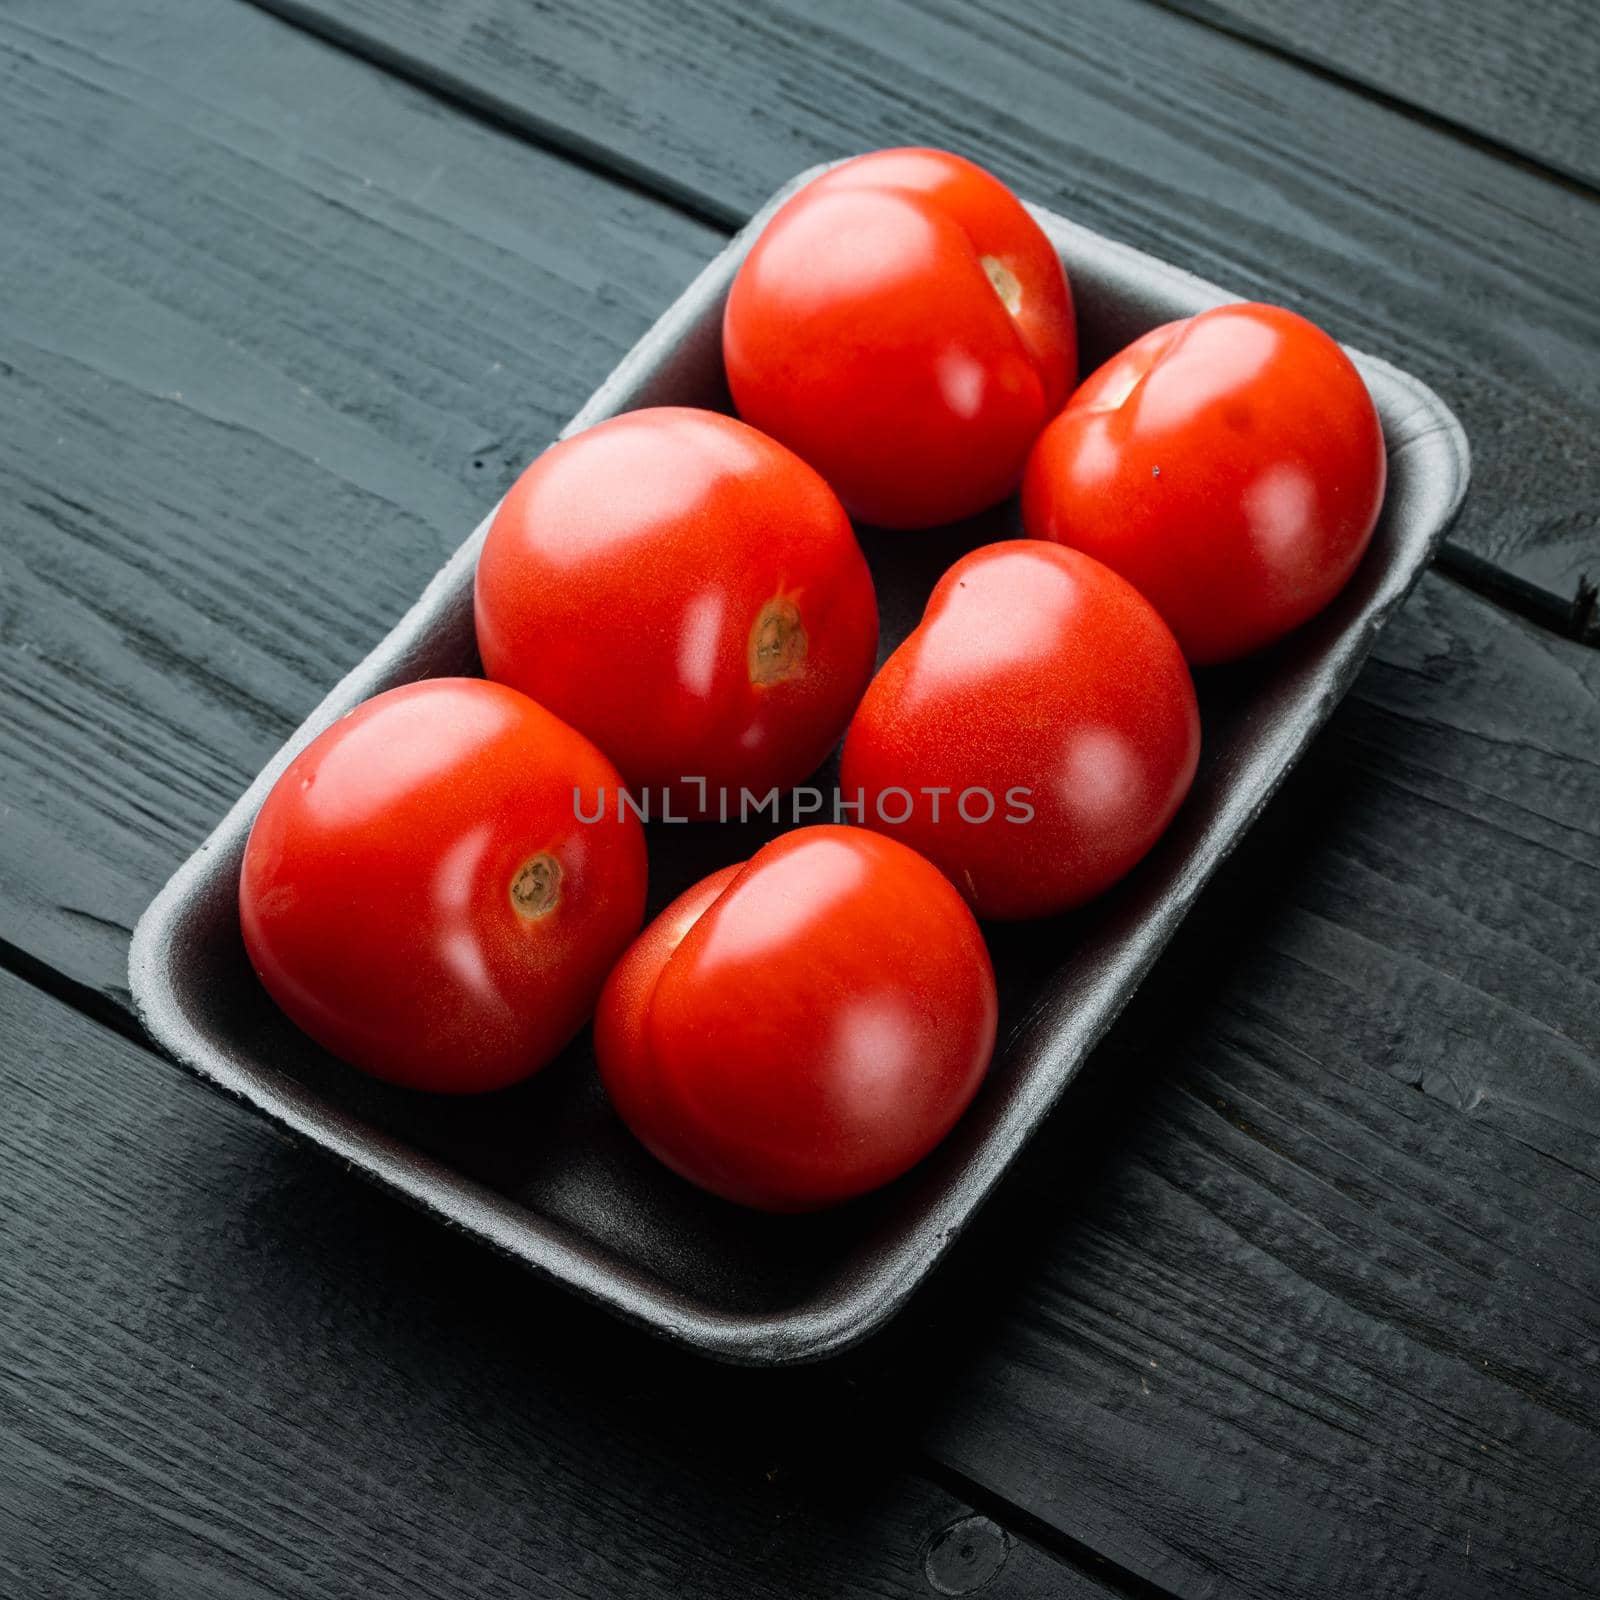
[[240, 678, 647, 1093], [595, 827, 997, 1211], [840, 542, 1200, 921], [1023, 301, 1386, 664], [476, 408, 878, 811], [723, 148, 1076, 529]]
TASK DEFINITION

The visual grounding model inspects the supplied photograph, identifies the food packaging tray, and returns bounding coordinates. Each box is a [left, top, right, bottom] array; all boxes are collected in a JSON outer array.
[[130, 163, 1471, 1364]]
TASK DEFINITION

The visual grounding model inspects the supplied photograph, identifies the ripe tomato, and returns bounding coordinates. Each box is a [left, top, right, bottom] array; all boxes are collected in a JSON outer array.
[[840, 542, 1199, 920], [1023, 302, 1386, 664], [595, 826, 997, 1211], [239, 678, 647, 1093], [723, 148, 1076, 530], [475, 407, 878, 812]]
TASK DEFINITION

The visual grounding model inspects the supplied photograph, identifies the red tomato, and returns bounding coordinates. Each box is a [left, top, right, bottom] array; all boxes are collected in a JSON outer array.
[[839, 542, 1199, 920], [1023, 302, 1386, 663], [475, 408, 877, 812], [595, 827, 997, 1211], [239, 678, 647, 1093], [723, 148, 1076, 529]]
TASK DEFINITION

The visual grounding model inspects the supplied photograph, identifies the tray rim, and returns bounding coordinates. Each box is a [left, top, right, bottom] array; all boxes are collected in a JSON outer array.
[[128, 163, 1471, 1365]]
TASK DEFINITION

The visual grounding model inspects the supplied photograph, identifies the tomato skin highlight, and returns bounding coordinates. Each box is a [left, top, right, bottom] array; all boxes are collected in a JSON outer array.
[[840, 541, 1200, 921], [475, 407, 878, 812], [239, 678, 647, 1094], [1023, 302, 1386, 664], [723, 148, 1076, 529], [596, 827, 997, 1211]]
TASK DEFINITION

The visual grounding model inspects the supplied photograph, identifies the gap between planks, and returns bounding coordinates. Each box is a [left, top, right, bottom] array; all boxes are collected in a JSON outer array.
[[237, 0, 743, 232], [1142, 0, 1600, 205]]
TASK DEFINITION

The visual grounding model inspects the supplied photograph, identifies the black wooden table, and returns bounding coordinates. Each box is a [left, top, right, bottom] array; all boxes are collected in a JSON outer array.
[[4, 3, 1598, 1595]]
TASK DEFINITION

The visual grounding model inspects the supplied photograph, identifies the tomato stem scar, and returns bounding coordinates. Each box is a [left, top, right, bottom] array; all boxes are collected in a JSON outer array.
[[510, 853, 561, 917], [748, 596, 807, 686], [981, 255, 1022, 315]]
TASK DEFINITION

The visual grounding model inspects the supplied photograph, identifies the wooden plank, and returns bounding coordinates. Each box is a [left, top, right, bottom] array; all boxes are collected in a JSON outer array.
[[0, 0, 720, 1003], [0, 967, 1109, 1600], [877, 575, 1600, 1598], [1162, 0, 1600, 189], [250, 0, 1600, 612]]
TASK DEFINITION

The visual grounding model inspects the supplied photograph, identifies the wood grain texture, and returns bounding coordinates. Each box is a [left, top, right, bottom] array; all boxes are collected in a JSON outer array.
[[0, 0, 717, 1002], [1162, 0, 1600, 189], [867, 575, 1600, 1598], [0, 968, 1109, 1600], [248, 0, 1600, 605]]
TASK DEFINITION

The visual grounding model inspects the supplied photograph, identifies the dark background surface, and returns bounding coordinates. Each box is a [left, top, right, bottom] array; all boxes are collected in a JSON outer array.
[[2, 2, 1597, 1596]]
